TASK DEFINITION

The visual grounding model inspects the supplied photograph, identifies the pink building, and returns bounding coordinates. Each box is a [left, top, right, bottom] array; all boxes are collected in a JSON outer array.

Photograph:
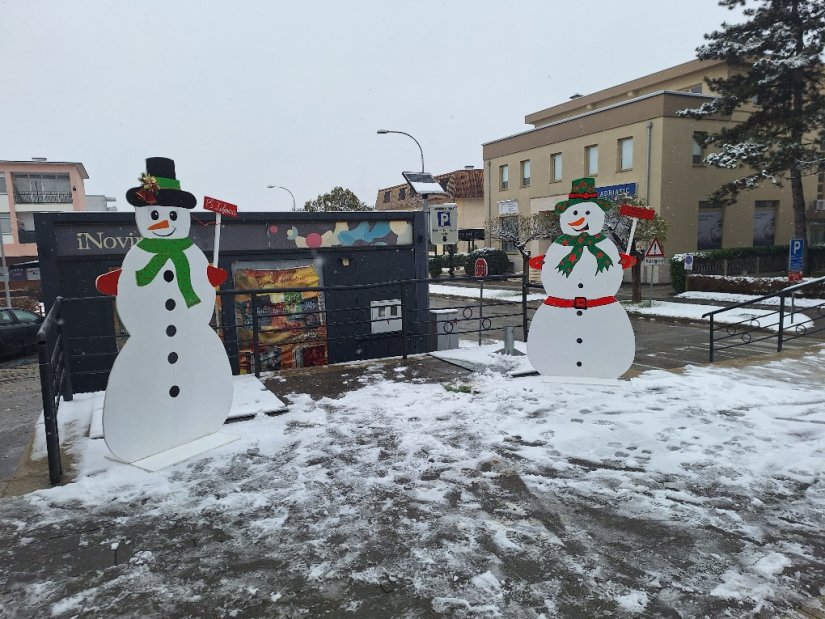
[[0, 160, 89, 264]]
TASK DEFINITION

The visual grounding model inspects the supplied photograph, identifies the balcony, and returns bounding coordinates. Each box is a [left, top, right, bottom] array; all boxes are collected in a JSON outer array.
[[17, 229, 37, 244], [14, 191, 73, 204]]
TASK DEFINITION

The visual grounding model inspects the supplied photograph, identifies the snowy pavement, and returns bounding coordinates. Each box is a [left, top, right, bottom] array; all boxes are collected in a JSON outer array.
[[2, 351, 825, 617]]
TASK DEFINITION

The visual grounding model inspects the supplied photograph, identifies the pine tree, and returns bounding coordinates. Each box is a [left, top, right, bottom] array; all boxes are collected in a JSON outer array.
[[303, 187, 372, 212], [679, 0, 825, 246]]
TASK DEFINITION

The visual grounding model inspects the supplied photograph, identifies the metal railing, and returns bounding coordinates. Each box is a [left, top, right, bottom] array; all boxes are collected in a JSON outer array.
[[35, 276, 528, 484], [702, 276, 825, 362], [14, 191, 73, 204], [36, 297, 74, 484]]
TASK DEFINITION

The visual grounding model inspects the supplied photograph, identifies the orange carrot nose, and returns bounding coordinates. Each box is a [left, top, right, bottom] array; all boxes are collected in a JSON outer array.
[[148, 219, 170, 230], [569, 217, 586, 227]]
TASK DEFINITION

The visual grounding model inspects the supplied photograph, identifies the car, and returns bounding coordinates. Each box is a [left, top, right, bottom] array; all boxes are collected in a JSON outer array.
[[0, 307, 44, 357]]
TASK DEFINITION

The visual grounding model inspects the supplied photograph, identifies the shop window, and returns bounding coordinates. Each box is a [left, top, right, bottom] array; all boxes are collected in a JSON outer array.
[[585, 145, 598, 175], [551, 153, 562, 182], [520, 160, 531, 188], [499, 165, 509, 190], [618, 137, 633, 171], [753, 200, 778, 246], [499, 215, 517, 253], [692, 132, 707, 165], [697, 201, 723, 249]]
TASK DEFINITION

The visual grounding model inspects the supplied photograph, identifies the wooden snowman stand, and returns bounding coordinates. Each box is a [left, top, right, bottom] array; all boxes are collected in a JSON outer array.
[[124, 432, 239, 472]]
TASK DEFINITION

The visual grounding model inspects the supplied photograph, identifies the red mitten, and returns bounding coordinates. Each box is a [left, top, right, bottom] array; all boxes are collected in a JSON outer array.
[[528, 254, 545, 270], [207, 265, 228, 287], [95, 269, 121, 295], [619, 253, 637, 269]]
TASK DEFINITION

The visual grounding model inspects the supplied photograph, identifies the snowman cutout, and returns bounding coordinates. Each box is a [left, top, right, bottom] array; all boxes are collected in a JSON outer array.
[[96, 157, 233, 463], [527, 177, 636, 379]]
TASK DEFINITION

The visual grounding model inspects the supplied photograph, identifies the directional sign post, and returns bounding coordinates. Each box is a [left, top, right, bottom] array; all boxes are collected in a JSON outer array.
[[788, 238, 805, 282], [643, 238, 665, 306], [203, 196, 239, 267]]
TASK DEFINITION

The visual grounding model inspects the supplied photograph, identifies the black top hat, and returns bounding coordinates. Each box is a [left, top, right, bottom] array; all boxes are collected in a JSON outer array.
[[126, 157, 197, 209]]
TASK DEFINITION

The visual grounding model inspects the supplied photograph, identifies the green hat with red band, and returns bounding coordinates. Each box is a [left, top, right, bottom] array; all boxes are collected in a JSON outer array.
[[126, 157, 197, 209], [554, 177, 613, 214]]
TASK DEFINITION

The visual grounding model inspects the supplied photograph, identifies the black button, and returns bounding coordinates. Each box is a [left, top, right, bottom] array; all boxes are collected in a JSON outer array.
[[578, 283, 584, 289], [164, 270, 174, 282], [165, 299, 176, 311], [576, 310, 583, 316], [166, 325, 176, 337], [576, 338, 583, 344], [169, 385, 180, 397], [576, 362, 582, 367], [168, 352, 178, 364]]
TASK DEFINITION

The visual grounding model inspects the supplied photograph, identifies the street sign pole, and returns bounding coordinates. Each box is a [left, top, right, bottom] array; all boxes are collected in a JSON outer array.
[[0, 228, 10, 307]]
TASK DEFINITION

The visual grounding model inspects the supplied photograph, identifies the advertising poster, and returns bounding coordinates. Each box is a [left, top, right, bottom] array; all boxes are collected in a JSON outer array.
[[697, 210, 724, 250], [753, 206, 776, 246], [230, 261, 328, 374]]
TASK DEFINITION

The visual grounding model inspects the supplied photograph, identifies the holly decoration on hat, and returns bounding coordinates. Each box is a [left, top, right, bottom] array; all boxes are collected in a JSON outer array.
[[135, 172, 159, 205]]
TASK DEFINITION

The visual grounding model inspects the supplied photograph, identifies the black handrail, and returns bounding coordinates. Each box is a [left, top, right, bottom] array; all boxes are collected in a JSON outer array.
[[701, 275, 825, 362]]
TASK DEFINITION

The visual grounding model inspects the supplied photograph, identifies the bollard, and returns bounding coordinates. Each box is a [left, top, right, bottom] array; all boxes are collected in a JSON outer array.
[[503, 326, 515, 355]]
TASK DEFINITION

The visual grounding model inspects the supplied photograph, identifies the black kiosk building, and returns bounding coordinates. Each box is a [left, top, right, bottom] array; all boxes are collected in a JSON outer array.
[[36, 210, 431, 392]]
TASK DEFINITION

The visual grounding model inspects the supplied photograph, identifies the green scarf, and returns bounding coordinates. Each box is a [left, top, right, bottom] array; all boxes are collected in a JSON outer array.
[[135, 238, 200, 307], [554, 232, 613, 277]]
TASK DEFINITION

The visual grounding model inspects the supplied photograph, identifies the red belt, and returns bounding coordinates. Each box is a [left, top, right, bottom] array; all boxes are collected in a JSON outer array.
[[544, 295, 617, 310]]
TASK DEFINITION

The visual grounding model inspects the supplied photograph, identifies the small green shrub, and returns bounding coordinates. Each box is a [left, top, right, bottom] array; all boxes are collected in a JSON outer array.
[[428, 255, 444, 278], [463, 248, 511, 276]]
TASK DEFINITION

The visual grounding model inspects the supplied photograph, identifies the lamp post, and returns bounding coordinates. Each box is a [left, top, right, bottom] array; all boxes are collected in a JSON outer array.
[[376, 129, 425, 173], [266, 185, 297, 211]]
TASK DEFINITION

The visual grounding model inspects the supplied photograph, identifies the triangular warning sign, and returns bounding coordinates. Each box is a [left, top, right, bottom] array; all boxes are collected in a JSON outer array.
[[645, 238, 665, 258]]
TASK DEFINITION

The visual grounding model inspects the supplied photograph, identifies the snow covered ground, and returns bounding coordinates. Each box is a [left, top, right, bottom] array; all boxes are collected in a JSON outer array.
[[2, 352, 825, 617], [679, 290, 825, 309], [625, 300, 813, 331], [430, 283, 546, 303]]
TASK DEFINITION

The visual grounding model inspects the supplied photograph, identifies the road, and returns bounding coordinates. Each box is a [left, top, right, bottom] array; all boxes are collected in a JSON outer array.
[[0, 353, 40, 482]]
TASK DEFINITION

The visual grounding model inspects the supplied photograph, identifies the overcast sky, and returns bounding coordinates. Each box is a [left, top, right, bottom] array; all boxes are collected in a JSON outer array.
[[0, 0, 742, 212]]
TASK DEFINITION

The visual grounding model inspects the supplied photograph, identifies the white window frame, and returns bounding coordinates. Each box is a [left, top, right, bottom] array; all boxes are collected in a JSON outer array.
[[551, 153, 562, 182], [585, 145, 599, 176], [618, 137, 633, 171]]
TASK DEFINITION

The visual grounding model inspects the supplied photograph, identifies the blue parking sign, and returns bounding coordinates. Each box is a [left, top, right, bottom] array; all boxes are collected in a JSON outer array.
[[789, 238, 805, 272], [437, 211, 451, 227]]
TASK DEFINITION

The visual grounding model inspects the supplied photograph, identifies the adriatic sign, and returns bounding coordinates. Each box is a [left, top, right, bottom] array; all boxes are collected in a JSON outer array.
[[596, 183, 637, 200]]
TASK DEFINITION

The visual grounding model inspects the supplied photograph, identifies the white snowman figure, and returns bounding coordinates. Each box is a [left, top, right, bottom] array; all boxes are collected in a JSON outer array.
[[95, 157, 233, 463], [527, 177, 636, 379]]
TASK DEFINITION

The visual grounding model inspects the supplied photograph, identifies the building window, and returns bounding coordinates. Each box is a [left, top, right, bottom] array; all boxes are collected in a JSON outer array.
[[399, 187, 406, 200], [499, 165, 509, 190], [551, 153, 562, 182], [383, 191, 390, 203], [687, 84, 703, 94], [11, 173, 72, 204], [585, 145, 598, 175], [618, 137, 633, 171], [692, 132, 707, 165], [0, 213, 10, 235], [753, 200, 778, 246], [0, 174, 6, 194], [520, 160, 531, 187], [499, 216, 518, 253], [697, 201, 723, 249]]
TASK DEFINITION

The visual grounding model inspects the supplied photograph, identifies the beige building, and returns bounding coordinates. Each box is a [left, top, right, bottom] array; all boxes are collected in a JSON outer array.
[[482, 59, 823, 277], [375, 167, 486, 252], [1, 159, 91, 262]]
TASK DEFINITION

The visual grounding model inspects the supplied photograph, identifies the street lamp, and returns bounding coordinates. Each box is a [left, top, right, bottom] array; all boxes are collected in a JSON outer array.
[[266, 185, 297, 211], [376, 129, 425, 173]]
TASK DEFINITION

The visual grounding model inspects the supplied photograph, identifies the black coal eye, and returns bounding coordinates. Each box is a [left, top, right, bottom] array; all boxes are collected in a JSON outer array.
[[586, 210, 591, 215], [170, 211, 178, 221], [573, 210, 578, 216], [151, 210, 159, 220]]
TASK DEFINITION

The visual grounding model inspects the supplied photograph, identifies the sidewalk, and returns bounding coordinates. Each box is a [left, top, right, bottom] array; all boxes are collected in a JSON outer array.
[[2, 347, 825, 617]]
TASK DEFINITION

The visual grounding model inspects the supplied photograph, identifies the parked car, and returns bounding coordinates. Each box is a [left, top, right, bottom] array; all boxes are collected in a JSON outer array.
[[0, 307, 43, 357]]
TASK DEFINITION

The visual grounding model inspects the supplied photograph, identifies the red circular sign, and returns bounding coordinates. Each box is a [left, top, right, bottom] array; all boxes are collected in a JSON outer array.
[[474, 258, 488, 277]]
